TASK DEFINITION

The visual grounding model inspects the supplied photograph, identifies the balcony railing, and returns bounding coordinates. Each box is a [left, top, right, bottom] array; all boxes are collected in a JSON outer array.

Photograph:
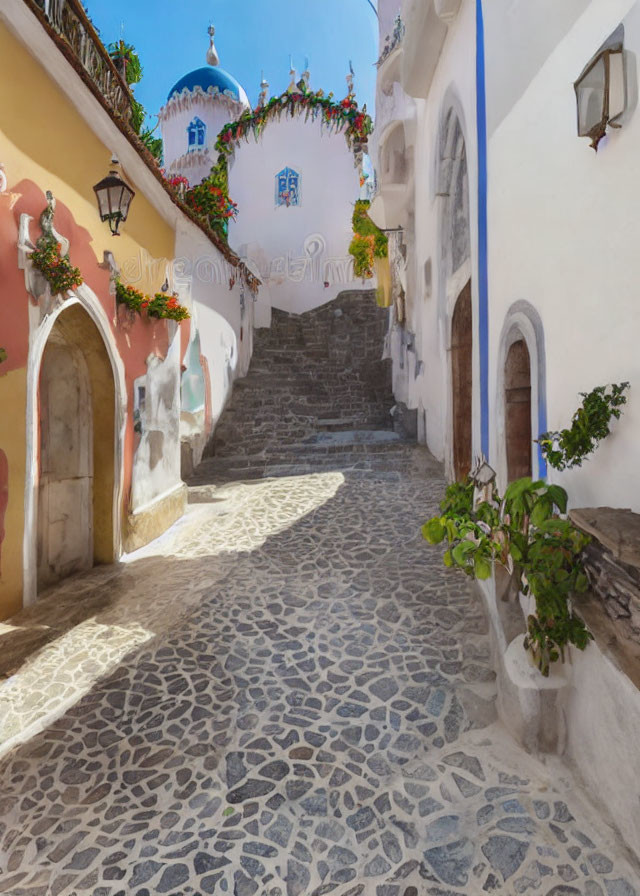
[[376, 15, 405, 68], [30, 0, 132, 121]]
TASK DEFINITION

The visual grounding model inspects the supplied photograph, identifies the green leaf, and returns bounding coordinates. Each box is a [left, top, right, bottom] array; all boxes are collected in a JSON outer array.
[[223, 807, 235, 817], [530, 497, 552, 528], [443, 549, 453, 568], [546, 485, 568, 514], [422, 518, 445, 544], [474, 555, 492, 579]]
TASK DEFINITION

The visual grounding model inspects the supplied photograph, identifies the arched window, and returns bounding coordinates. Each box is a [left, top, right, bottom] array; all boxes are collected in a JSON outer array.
[[187, 118, 207, 151], [275, 167, 301, 207]]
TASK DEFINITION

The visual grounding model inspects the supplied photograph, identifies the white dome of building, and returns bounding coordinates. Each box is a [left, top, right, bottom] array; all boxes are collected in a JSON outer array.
[[159, 25, 250, 186]]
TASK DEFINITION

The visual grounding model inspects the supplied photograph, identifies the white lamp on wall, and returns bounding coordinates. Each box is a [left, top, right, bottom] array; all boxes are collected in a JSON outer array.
[[574, 25, 625, 151]]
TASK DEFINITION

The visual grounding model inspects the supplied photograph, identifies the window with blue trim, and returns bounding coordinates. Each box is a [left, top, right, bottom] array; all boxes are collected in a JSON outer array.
[[187, 117, 207, 152], [275, 167, 301, 207]]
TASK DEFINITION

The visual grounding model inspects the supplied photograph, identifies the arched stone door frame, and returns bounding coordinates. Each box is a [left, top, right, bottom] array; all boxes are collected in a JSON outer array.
[[495, 301, 547, 491], [23, 285, 127, 606], [435, 94, 478, 481]]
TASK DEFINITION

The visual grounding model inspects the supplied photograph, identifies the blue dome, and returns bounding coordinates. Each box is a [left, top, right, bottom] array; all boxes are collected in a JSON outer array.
[[167, 66, 248, 104]]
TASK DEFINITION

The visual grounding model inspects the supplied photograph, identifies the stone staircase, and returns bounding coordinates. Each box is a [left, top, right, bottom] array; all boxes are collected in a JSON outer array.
[[189, 290, 413, 483]]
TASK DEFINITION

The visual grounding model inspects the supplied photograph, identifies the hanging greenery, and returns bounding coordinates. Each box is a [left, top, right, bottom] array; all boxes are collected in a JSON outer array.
[[107, 40, 162, 162], [538, 382, 630, 471], [0, 348, 6, 365], [214, 88, 373, 160], [115, 280, 190, 322], [349, 200, 388, 279], [30, 234, 83, 295]]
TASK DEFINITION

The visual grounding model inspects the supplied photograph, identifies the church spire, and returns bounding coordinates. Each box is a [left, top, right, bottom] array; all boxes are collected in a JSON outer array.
[[206, 23, 220, 67], [258, 72, 269, 107]]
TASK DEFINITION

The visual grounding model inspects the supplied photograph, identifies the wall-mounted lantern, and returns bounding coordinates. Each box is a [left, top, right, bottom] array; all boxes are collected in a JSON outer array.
[[470, 455, 496, 509], [93, 159, 135, 235], [574, 25, 625, 151]]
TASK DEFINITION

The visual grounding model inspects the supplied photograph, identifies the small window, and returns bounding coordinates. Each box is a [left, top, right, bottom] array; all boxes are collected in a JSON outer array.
[[275, 167, 301, 207], [187, 117, 207, 152], [574, 25, 625, 151]]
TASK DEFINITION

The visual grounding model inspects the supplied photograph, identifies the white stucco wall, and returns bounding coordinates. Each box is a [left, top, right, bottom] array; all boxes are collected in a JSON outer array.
[[377, 0, 479, 477], [227, 115, 365, 318], [174, 218, 254, 464], [487, 0, 640, 508], [159, 90, 246, 186]]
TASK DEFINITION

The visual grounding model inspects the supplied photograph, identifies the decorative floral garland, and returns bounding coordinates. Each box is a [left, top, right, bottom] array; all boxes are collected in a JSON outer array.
[[215, 88, 372, 158], [349, 200, 388, 279], [115, 279, 190, 322], [30, 234, 83, 294]]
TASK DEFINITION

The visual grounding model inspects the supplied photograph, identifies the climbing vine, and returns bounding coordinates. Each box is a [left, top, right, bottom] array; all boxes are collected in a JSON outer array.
[[538, 382, 629, 471], [349, 200, 388, 279], [30, 234, 83, 294], [115, 280, 190, 322]]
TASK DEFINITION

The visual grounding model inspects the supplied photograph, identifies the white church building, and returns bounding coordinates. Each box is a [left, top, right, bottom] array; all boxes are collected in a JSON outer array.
[[159, 31, 370, 329]]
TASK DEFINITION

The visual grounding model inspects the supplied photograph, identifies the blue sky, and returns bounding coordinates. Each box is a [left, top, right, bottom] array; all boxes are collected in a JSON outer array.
[[88, 0, 379, 129]]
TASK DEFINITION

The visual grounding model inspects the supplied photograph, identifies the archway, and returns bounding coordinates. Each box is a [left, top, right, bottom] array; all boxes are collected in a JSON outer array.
[[36, 304, 116, 592], [451, 280, 472, 481], [504, 338, 532, 482], [438, 104, 474, 481]]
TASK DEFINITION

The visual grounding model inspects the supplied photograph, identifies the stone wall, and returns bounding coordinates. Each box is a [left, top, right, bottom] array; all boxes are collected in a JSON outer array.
[[570, 507, 640, 646]]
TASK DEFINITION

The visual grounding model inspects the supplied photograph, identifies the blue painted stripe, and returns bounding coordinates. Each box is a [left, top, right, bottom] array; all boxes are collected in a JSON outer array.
[[537, 390, 548, 478], [476, 0, 490, 456]]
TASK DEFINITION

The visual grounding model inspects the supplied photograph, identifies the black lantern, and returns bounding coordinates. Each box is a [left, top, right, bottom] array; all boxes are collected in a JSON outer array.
[[574, 25, 625, 151], [93, 165, 135, 235]]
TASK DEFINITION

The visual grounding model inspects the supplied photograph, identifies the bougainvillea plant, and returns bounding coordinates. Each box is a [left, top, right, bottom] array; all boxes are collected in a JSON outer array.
[[349, 200, 388, 279], [184, 174, 238, 242], [115, 280, 189, 322], [30, 234, 83, 295]]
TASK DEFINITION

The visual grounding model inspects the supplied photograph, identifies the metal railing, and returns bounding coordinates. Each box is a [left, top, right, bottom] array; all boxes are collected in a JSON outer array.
[[376, 15, 406, 68], [32, 0, 132, 120]]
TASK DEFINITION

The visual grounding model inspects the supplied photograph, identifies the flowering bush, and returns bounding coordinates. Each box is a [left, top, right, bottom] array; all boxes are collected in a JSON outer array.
[[115, 280, 189, 322], [30, 235, 83, 294], [349, 200, 388, 279], [184, 169, 238, 241], [164, 173, 190, 196]]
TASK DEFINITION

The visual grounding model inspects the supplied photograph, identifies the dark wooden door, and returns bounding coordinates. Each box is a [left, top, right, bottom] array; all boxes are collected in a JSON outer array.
[[451, 281, 472, 481], [505, 339, 532, 482]]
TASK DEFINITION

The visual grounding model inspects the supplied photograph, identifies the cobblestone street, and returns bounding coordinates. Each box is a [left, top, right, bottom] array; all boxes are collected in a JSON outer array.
[[0, 447, 637, 895]]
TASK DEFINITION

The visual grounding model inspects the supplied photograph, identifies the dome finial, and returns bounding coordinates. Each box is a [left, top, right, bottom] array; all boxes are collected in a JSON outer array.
[[287, 55, 297, 93], [206, 23, 220, 66], [258, 71, 269, 107]]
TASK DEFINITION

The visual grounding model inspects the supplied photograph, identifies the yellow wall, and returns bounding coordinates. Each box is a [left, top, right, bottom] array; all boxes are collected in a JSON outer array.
[[0, 23, 175, 293], [0, 24, 177, 618]]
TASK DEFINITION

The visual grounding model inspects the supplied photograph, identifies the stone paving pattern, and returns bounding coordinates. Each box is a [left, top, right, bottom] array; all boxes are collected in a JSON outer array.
[[0, 452, 637, 895], [0, 293, 638, 894]]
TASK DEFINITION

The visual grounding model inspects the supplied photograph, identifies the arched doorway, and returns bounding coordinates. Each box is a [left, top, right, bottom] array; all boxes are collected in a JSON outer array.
[[505, 338, 532, 481], [36, 304, 116, 592], [451, 281, 472, 481]]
